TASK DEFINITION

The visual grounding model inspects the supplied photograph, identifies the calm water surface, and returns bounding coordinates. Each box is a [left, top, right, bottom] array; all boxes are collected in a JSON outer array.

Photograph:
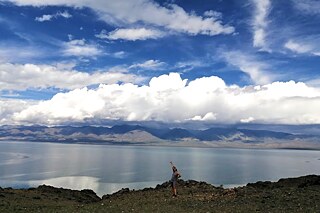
[[0, 141, 320, 197]]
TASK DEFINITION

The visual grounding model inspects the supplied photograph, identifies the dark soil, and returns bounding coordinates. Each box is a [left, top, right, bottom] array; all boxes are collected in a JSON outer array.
[[0, 175, 319, 212]]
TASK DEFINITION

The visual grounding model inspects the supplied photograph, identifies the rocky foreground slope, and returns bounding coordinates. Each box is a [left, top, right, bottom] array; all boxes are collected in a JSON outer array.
[[0, 175, 319, 212]]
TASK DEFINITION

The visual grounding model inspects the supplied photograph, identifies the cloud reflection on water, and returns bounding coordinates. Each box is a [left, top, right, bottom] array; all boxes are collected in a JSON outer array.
[[28, 176, 100, 193]]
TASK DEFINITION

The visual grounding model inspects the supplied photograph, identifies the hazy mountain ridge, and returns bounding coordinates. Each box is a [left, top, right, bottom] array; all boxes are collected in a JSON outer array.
[[0, 125, 317, 148]]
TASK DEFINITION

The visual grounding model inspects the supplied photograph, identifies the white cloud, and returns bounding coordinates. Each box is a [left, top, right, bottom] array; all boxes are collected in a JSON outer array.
[[35, 10, 72, 22], [129, 60, 166, 70], [284, 40, 320, 56], [67, 34, 73, 40], [148, 73, 187, 91], [0, 98, 37, 125], [174, 60, 208, 73], [0, 62, 143, 90], [203, 10, 222, 19], [112, 51, 126, 58], [59, 11, 72, 18], [251, 0, 271, 51], [0, 45, 44, 63], [8, 0, 234, 36], [284, 40, 312, 54], [35, 14, 53, 22], [191, 112, 217, 121], [223, 51, 273, 85], [240, 117, 255, 123], [293, 0, 320, 15], [9, 73, 320, 125], [62, 39, 102, 57], [96, 28, 165, 41]]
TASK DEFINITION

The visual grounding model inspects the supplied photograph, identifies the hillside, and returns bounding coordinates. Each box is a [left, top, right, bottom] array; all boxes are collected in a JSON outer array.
[[0, 175, 319, 212]]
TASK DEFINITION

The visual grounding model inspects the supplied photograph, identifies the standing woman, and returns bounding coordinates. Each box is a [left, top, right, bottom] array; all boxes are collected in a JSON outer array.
[[170, 161, 181, 197]]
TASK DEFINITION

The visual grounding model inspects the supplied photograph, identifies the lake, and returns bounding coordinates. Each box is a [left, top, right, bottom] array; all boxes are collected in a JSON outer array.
[[0, 141, 320, 197]]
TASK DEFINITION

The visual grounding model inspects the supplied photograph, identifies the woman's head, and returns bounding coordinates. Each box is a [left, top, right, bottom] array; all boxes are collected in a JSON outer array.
[[172, 166, 177, 172]]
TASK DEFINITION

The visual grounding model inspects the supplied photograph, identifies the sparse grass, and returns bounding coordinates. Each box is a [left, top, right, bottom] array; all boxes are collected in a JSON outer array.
[[0, 175, 319, 213]]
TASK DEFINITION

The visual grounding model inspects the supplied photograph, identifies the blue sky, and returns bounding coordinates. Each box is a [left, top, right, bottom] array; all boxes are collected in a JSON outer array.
[[1, 0, 320, 126]]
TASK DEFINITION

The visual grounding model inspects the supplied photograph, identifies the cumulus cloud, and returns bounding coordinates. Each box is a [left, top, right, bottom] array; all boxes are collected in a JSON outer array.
[[191, 112, 217, 121], [251, 0, 271, 50], [0, 63, 143, 90], [96, 28, 165, 41], [148, 72, 187, 91], [240, 117, 255, 123], [8, 0, 234, 36], [10, 73, 320, 125], [62, 39, 102, 57], [0, 98, 37, 125], [35, 10, 72, 22]]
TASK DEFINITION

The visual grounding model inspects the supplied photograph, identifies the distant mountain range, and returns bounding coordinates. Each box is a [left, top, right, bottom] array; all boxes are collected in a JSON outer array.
[[1, 124, 319, 149]]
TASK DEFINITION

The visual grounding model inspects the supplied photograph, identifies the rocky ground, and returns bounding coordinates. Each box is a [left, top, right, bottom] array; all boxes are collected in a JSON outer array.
[[0, 175, 319, 212]]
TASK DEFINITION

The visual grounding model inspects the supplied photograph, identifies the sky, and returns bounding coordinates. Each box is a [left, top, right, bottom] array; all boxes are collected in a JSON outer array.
[[0, 0, 320, 126]]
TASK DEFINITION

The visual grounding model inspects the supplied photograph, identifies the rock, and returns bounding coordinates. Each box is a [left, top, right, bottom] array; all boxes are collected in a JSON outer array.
[[37, 185, 100, 203], [141, 187, 153, 192], [102, 194, 111, 200], [297, 175, 320, 188], [155, 181, 171, 189], [247, 181, 272, 189], [81, 189, 98, 196], [113, 188, 130, 196], [185, 180, 199, 186], [277, 175, 320, 188], [38, 185, 62, 193], [79, 189, 101, 203]]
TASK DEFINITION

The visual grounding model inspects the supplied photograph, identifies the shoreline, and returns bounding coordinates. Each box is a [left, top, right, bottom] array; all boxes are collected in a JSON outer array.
[[1, 139, 320, 151]]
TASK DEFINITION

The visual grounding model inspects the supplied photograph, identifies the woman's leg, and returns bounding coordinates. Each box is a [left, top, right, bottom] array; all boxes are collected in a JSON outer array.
[[173, 181, 177, 196]]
